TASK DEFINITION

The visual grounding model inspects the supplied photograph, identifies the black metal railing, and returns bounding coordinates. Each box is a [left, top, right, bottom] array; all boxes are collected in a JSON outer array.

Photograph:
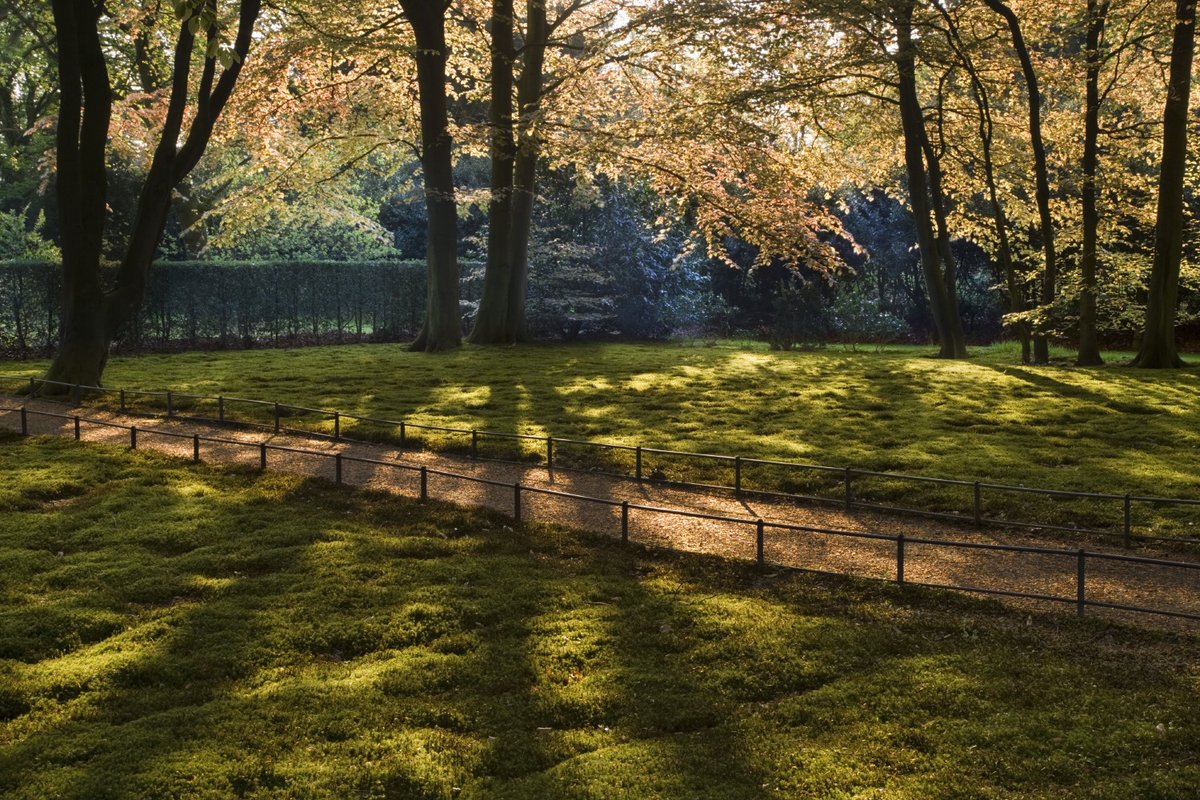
[[5, 374, 1200, 548], [5, 403, 1198, 624]]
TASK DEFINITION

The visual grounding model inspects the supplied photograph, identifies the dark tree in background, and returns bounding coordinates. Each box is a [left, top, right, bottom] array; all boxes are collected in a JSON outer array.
[[45, 0, 260, 388]]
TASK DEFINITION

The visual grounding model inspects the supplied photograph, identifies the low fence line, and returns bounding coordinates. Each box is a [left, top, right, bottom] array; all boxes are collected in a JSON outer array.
[[4, 375, 1200, 548], [5, 403, 1200, 625]]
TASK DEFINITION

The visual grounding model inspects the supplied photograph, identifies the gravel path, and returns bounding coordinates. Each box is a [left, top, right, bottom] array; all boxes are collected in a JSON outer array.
[[4, 398, 1198, 629]]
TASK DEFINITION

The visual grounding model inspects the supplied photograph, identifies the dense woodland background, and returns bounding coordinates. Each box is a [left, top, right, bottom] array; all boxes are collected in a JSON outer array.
[[3, 0, 1200, 363]]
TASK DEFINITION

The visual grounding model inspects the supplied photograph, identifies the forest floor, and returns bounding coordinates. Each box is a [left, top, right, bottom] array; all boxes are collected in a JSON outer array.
[[1, 432, 1198, 799]]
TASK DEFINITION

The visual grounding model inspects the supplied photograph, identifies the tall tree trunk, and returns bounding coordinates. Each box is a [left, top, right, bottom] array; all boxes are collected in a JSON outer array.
[[43, 0, 259, 389], [1077, 0, 1109, 366], [937, 0, 1029, 361], [921, 127, 968, 355], [404, 1, 461, 352], [44, 0, 111, 389], [506, 0, 547, 342], [403, 2, 458, 352], [893, 1, 965, 358], [468, 0, 517, 344], [983, 0, 1056, 364], [1133, 0, 1195, 368]]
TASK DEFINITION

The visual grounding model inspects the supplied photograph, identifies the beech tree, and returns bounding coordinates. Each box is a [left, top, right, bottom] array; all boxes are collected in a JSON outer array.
[[45, 0, 260, 388], [400, 0, 461, 352], [469, 0, 548, 344], [1133, 0, 1196, 367]]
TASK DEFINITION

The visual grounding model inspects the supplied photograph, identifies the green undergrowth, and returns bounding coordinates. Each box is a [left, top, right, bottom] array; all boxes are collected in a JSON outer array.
[[4, 340, 1200, 536], [1, 434, 1198, 798]]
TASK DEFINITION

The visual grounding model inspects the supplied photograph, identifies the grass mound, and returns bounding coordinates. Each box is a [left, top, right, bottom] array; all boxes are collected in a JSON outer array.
[[0, 434, 1197, 798]]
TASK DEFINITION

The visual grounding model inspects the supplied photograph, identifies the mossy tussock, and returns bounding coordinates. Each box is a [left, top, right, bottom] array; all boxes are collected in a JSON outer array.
[[0, 437, 1198, 798]]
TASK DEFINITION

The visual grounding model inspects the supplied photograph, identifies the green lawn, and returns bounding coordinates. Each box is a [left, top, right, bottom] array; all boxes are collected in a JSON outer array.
[[4, 341, 1200, 535], [1, 434, 1197, 799]]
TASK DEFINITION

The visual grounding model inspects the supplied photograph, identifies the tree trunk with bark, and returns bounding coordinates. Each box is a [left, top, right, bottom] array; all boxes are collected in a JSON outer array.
[[44, 0, 259, 390], [936, 0, 1029, 361], [1133, 0, 1195, 368], [469, 0, 546, 344], [1077, 0, 1109, 366], [468, 0, 518, 344], [893, 1, 966, 358], [982, 0, 1057, 364], [505, 0, 547, 342], [404, 1, 462, 352]]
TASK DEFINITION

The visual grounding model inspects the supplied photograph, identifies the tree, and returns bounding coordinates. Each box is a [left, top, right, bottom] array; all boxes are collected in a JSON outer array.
[[894, 0, 967, 357], [980, 0, 1057, 363], [1133, 0, 1195, 368], [400, 0, 462, 352], [1076, 0, 1110, 366], [43, 0, 260, 388]]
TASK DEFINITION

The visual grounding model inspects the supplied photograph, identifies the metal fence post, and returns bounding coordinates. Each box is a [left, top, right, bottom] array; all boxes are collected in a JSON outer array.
[[1123, 495, 1132, 548], [28, 376, 34, 394], [399, 421, 407, 447], [20, 407, 27, 436], [635, 446, 643, 481], [333, 412, 341, 441], [273, 402, 281, 433], [73, 416, 80, 440], [420, 465, 428, 501], [335, 453, 343, 484], [844, 468, 853, 510], [896, 534, 906, 584], [193, 434, 200, 462], [756, 519, 765, 567], [471, 430, 478, 458], [260, 443, 268, 470], [130, 426, 138, 449], [513, 483, 522, 523], [72, 384, 81, 407], [735, 457, 742, 495], [166, 390, 173, 418], [621, 501, 629, 543], [1076, 549, 1086, 617], [218, 395, 225, 423], [973, 482, 982, 526], [546, 436, 554, 470]]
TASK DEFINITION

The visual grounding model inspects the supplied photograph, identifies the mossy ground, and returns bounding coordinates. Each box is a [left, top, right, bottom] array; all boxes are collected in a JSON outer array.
[[1, 434, 1198, 798], [5, 340, 1200, 535]]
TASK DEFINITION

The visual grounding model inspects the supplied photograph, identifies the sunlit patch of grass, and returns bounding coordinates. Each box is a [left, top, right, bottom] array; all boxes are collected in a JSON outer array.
[[0, 437, 1198, 797], [5, 341, 1200, 535]]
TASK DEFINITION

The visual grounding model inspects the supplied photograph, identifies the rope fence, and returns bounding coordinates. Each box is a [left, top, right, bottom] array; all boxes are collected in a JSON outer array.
[[5, 403, 1200, 625], [5, 375, 1200, 548]]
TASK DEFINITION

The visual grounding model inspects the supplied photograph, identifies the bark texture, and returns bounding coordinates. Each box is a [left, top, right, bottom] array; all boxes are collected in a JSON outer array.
[[469, 0, 546, 344], [468, 0, 518, 344], [893, 1, 966, 358], [982, 0, 1057, 364], [44, 0, 260, 389], [404, 0, 462, 353], [1132, 0, 1195, 368], [1076, 0, 1108, 366]]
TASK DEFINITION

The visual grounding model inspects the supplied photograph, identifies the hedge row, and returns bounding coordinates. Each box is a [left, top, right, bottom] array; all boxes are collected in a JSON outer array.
[[0, 261, 488, 355]]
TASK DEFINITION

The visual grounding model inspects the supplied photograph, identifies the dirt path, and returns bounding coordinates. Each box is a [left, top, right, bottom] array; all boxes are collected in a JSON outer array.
[[3, 398, 1198, 628]]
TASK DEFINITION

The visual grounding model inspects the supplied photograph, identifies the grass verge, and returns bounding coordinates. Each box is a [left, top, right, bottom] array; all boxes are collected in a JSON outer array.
[[0, 433, 1198, 798]]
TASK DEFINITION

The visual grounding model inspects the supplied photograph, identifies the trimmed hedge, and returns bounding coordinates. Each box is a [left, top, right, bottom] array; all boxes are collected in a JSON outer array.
[[0, 260, 486, 355]]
